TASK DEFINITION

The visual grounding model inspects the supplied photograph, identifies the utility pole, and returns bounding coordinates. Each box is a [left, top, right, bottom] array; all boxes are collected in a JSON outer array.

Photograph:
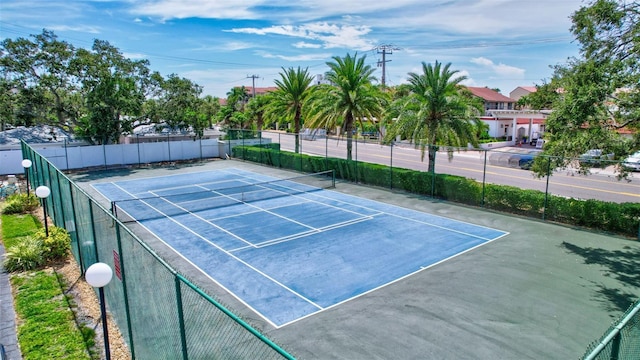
[[247, 74, 259, 98], [375, 44, 400, 87]]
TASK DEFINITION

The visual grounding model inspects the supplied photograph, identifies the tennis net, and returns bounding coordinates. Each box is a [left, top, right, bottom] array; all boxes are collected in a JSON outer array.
[[111, 170, 335, 223]]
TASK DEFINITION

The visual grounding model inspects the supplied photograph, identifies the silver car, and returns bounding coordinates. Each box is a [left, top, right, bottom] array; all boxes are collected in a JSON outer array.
[[622, 151, 640, 171]]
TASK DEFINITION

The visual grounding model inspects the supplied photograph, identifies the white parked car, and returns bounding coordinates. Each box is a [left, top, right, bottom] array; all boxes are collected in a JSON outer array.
[[622, 151, 640, 171]]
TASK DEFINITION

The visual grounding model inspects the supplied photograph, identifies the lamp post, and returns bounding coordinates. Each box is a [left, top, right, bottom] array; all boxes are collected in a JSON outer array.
[[85, 263, 113, 360], [35, 185, 51, 237], [21, 159, 32, 195]]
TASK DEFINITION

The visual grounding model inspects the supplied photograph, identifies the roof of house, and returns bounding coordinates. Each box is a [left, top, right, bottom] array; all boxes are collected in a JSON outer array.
[[245, 86, 278, 95], [515, 86, 537, 93], [466, 86, 515, 103]]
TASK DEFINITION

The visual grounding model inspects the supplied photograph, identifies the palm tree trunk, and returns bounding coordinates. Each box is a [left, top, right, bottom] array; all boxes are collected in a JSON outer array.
[[428, 145, 437, 173], [345, 114, 354, 161], [294, 109, 301, 153]]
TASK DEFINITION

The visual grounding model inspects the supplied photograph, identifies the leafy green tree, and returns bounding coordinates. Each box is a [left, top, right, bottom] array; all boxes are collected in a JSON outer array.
[[305, 53, 387, 160], [0, 78, 18, 130], [0, 30, 77, 129], [73, 40, 148, 144], [264, 67, 313, 152], [516, 82, 560, 110], [76, 76, 141, 144], [152, 74, 205, 136], [384, 61, 481, 172], [536, 0, 639, 175]]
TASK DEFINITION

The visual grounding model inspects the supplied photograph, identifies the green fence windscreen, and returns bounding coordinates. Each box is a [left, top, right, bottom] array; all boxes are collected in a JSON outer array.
[[20, 141, 295, 360]]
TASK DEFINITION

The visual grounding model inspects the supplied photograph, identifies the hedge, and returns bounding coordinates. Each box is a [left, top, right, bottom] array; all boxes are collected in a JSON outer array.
[[232, 145, 640, 238]]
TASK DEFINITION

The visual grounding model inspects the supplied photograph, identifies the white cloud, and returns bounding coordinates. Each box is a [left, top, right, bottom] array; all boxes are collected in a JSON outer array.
[[123, 52, 148, 60], [131, 0, 261, 20], [293, 42, 322, 49], [255, 50, 331, 62], [48, 25, 101, 34], [471, 57, 525, 78], [227, 22, 374, 50]]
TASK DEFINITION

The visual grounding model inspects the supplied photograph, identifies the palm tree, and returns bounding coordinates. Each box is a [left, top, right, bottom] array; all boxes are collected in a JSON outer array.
[[264, 67, 313, 153], [226, 86, 249, 113], [246, 92, 271, 134], [384, 61, 481, 172], [305, 53, 387, 160]]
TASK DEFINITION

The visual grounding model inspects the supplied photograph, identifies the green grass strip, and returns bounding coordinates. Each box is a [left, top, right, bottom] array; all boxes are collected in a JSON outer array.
[[1, 213, 41, 248], [10, 270, 91, 360], [2, 211, 94, 360]]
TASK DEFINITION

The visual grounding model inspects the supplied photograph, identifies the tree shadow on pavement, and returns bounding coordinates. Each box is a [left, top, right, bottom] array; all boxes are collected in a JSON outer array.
[[561, 241, 640, 316]]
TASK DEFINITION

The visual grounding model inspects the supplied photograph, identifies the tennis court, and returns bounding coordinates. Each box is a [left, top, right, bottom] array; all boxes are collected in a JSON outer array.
[[92, 168, 508, 327]]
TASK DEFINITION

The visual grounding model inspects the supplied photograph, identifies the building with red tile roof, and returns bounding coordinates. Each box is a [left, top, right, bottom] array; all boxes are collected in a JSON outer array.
[[465, 86, 516, 115], [509, 86, 537, 102]]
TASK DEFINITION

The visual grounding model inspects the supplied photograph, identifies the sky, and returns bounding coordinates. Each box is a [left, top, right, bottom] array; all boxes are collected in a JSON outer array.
[[1, 0, 587, 98]]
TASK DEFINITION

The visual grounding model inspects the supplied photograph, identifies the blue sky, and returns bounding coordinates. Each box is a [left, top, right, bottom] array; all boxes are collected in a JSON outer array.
[[1, 0, 585, 98]]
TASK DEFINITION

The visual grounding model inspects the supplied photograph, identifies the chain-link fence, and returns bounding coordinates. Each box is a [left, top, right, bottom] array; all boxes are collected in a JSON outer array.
[[21, 141, 295, 360], [224, 130, 640, 239], [581, 299, 640, 360]]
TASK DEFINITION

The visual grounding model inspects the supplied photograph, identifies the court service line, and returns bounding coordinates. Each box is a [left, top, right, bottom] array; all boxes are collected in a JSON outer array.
[[194, 184, 320, 234], [230, 172, 386, 219], [112, 183, 325, 316], [229, 215, 376, 252], [234, 174, 506, 241], [230, 176, 494, 240], [114, 182, 255, 248], [296, 189, 506, 240]]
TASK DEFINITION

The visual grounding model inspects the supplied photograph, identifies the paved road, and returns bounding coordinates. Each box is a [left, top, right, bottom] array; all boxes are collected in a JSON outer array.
[[261, 132, 640, 204]]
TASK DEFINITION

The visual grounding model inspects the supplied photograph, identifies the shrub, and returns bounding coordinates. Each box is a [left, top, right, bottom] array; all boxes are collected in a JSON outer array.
[[35, 227, 71, 261], [3, 237, 45, 272], [2, 193, 40, 215]]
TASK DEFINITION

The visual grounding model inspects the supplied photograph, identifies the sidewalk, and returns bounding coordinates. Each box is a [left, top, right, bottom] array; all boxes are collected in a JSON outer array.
[[0, 241, 21, 360]]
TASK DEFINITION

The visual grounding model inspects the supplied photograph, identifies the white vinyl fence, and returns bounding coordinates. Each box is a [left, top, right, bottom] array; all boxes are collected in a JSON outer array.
[[0, 138, 269, 176]]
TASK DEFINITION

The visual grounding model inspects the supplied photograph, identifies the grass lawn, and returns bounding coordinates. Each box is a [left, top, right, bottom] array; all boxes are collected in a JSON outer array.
[[1, 212, 95, 359]]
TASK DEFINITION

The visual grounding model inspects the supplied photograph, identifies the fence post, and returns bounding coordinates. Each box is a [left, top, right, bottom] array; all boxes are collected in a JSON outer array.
[[64, 139, 70, 170], [175, 277, 189, 360], [482, 150, 487, 207], [325, 130, 329, 171], [115, 225, 136, 359], [543, 157, 551, 221], [137, 135, 141, 168], [167, 134, 172, 162], [430, 145, 436, 198], [390, 142, 394, 190], [103, 144, 108, 170]]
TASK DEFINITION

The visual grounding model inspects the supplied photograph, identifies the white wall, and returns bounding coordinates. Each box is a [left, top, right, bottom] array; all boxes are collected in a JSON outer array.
[[0, 138, 259, 175]]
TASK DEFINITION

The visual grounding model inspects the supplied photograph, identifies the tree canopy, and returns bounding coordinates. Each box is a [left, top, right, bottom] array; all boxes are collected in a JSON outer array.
[[535, 0, 639, 175], [305, 53, 387, 160], [384, 61, 482, 172], [1, 29, 217, 143]]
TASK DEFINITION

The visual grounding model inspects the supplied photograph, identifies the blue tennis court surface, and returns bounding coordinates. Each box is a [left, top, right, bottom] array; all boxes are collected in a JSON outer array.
[[93, 168, 508, 327]]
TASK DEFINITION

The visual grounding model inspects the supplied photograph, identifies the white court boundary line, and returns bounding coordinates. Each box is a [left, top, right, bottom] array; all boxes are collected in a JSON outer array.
[[102, 169, 510, 328]]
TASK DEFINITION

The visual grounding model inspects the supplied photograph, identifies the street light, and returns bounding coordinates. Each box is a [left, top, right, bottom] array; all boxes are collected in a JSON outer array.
[[21, 159, 32, 195], [85, 263, 113, 360], [35, 185, 51, 237]]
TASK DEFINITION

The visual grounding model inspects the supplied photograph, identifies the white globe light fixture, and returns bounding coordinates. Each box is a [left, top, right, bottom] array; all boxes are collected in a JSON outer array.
[[86, 262, 114, 360], [86, 262, 113, 288], [21, 159, 33, 195], [35, 185, 51, 237], [35, 185, 50, 199]]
